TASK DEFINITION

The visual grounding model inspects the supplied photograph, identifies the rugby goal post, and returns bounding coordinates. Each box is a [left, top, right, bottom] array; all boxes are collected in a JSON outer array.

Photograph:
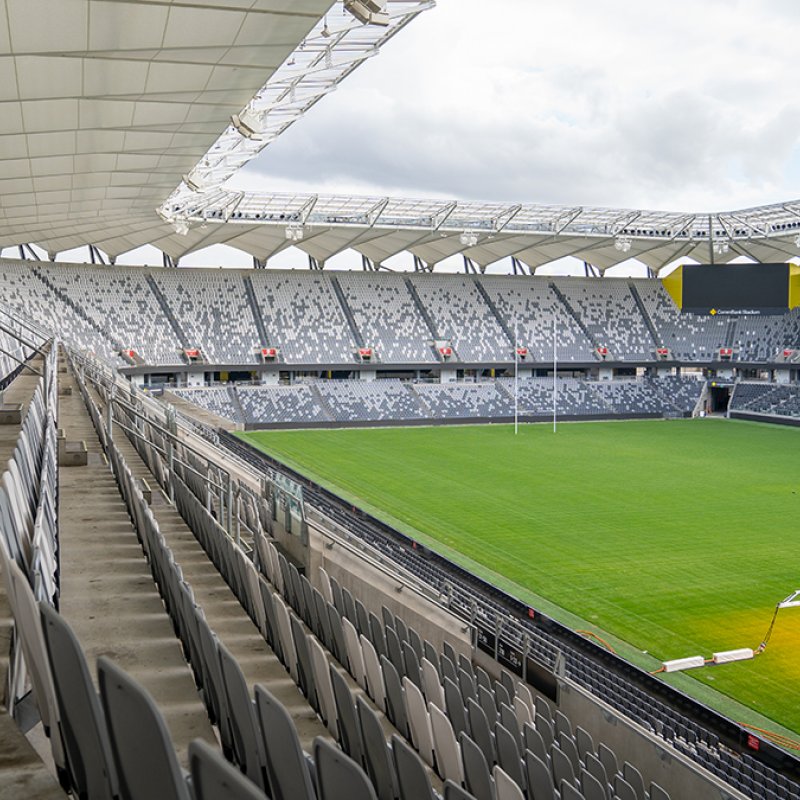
[[778, 590, 800, 609], [755, 590, 800, 654]]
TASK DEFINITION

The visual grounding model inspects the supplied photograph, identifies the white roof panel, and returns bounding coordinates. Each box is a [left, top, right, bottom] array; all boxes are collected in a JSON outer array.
[[0, 0, 335, 256]]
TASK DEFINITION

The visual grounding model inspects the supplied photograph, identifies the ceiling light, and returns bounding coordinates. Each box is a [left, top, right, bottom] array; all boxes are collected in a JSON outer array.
[[285, 223, 305, 242], [614, 235, 632, 253], [231, 109, 266, 140], [713, 240, 730, 255], [344, 0, 390, 25], [459, 230, 478, 247], [181, 172, 213, 193], [172, 219, 190, 236]]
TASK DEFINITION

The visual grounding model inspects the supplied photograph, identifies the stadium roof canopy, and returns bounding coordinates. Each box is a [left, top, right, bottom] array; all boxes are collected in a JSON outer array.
[[163, 192, 800, 273], [0, 0, 431, 258], [2, 0, 800, 273]]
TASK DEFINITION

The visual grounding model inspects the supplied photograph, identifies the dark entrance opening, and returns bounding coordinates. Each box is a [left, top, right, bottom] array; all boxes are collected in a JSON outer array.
[[709, 384, 731, 413]]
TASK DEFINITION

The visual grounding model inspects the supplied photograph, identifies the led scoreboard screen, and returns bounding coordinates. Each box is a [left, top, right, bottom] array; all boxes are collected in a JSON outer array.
[[681, 263, 791, 315]]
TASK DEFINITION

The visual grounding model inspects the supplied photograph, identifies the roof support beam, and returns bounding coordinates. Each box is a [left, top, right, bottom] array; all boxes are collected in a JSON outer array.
[[413, 254, 430, 273], [462, 255, 479, 274], [511, 257, 529, 276]]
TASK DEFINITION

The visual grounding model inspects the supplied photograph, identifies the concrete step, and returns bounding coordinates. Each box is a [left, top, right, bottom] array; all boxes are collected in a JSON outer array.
[[0, 354, 69, 799], [57, 368, 217, 767], [111, 431, 331, 749]]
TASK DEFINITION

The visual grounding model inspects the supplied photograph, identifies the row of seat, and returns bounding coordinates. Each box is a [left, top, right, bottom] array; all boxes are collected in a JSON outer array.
[[165, 383, 675, 800], [730, 381, 800, 419], [276, 455, 773, 800], [176, 376, 703, 426], [0, 343, 60, 716], [5, 262, 800, 367]]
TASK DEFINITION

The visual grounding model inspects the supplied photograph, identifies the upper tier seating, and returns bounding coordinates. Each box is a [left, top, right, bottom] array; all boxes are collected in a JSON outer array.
[[336, 272, 435, 363], [153, 270, 259, 364], [39, 264, 181, 365], [479, 277, 595, 362], [556, 278, 654, 360], [732, 310, 800, 361], [250, 272, 356, 364], [633, 280, 729, 361], [411, 276, 511, 361], [1, 262, 798, 369], [0, 262, 123, 364]]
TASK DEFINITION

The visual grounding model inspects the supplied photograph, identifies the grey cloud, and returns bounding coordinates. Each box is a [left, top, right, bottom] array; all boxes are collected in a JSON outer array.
[[236, 0, 800, 214]]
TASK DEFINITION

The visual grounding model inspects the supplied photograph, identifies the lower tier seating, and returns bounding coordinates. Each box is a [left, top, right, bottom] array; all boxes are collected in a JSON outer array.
[[174, 376, 705, 427]]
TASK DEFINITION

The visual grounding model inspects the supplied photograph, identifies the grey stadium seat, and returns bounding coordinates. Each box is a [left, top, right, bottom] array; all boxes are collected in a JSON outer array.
[[357, 696, 398, 800], [315, 736, 378, 800], [217, 641, 267, 790], [254, 684, 316, 800], [97, 657, 191, 800], [189, 739, 267, 800], [391, 734, 435, 800], [39, 602, 118, 800], [460, 731, 495, 800]]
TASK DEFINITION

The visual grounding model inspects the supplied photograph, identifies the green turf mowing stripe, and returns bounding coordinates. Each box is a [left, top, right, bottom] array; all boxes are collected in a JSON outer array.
[[238, 418, 800, 737]]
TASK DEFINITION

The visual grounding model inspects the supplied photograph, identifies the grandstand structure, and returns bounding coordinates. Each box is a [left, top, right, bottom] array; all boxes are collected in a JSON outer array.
[[1, 2, 800, 800]]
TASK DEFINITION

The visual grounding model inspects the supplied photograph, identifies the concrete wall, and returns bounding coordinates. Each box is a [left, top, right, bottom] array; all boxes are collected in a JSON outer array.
[[472, 647, 747, 800], [558, 681, 748, 800], [308, 522, 472, 658]]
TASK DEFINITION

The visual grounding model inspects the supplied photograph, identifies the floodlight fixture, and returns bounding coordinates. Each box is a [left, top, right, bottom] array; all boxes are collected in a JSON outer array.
[[172, 219, 190, 236], [344, 0, 390, 26], [794, 234, 800, 247], [181, 172, 214, 193], [459, 230, 479, 247], [285, 223, 305, 242], [713, 240, 730, 255], [231, 109, 266, 140], [614, 235, 632, 253]]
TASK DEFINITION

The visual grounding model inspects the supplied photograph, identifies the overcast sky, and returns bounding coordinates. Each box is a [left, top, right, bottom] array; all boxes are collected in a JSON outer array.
[[233, 0, 800, 213]]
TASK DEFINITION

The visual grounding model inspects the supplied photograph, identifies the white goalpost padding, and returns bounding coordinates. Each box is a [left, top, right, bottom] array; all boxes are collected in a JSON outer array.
[[713, 648, 754, 665], [663, 656, 705, 673]]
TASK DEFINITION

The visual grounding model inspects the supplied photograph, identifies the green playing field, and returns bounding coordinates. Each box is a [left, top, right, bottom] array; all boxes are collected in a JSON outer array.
[[238, 418, 800, 737]]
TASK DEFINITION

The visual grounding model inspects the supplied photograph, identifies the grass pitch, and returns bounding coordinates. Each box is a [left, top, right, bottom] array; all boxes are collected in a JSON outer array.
[[239, 418, 800, 736]]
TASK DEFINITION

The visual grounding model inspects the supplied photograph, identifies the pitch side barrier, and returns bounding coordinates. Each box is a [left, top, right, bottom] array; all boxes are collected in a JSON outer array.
[[729, 410, 800, 428], [218, 429, 800, 786], [244, 411, 675, 432]]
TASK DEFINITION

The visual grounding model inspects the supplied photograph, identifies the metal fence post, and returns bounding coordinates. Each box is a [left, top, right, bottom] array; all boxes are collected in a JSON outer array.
[[522, 635, 530, 683], [235, 492, 241, 547], [227, 473, 234, 536], [166, 439, 175, 503], [106, 386, 114, 442]]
